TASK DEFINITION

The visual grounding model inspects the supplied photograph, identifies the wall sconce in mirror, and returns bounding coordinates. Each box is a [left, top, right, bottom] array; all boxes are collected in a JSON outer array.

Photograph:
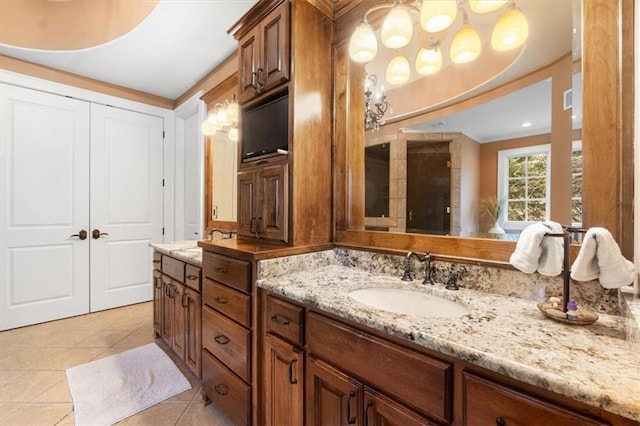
[[349, 0, 528, 86], [365, 73, 392, 131], [201, 95, 239, 141]]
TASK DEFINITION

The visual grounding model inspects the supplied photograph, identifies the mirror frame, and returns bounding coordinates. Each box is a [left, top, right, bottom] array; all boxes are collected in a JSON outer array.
[[332, 0, 634, 262], [202, 72, 238, 233]]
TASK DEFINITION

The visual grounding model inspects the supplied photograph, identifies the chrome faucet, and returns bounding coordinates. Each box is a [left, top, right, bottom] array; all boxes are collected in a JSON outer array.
[[401, 251, 431, 282]]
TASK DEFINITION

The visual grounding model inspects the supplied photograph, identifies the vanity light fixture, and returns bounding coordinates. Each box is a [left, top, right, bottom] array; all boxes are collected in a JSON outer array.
[[386, 54, 411, 85], [200, 95, 239, 137], [364, 73, 391, 131], [349, 0, 528, 84]]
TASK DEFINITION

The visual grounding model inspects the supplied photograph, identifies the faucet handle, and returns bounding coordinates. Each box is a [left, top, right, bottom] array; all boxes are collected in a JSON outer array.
[[445, 273, 459, 291]]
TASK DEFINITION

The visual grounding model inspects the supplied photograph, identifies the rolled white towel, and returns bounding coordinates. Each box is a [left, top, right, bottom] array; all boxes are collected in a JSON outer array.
[[509, 223, 550, 274], [570, 227, 636, 288], [538, 221, 564, 276]]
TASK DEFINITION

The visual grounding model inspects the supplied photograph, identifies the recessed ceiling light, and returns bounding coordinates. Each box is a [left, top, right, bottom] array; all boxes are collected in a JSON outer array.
[[521, 121, 532, 128]]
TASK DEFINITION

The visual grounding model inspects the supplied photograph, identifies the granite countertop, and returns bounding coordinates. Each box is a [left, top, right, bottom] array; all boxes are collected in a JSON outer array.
[[150, 241, 202, 266], [257, 264, 640, 422]]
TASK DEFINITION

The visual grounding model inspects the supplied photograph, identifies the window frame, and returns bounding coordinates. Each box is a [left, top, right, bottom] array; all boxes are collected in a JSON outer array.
[[497, 143, 551, 231]]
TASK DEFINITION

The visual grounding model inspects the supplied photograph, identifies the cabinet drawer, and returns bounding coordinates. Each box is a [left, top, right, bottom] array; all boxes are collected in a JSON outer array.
[[463, 372, 608, 426], [203, 252, 250, 293], [202, 349, 250, 426], [203, 278, 250, 327], [307, 312, 452, 423], [185, 264, 201, 292], [153, 252, 162, 269], [202, 306, 250, 383], [162, 256, 185, 282], [265, 294, 304, 346]]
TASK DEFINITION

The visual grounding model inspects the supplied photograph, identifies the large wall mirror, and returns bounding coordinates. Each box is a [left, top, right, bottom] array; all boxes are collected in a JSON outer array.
[[334, 0, 633, 262], [202, 73, 238, 232]]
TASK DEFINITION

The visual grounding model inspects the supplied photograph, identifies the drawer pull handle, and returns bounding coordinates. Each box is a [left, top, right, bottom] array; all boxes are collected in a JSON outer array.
[[154, 278, 162, 289], [214, 267, 227, 274], [181, 293, 190, 308], [152, 259, 161, 264], [289, 358, 298, 384], [214, 297, 228, 305], [214, 384, 228, 397], [187, 274, 198, 280], [214, 335, 230, 345], [496, 418, 506, 426], [364, 400, 373, 426], [347, 391, 356, 424], [270, 314, 290, 326]]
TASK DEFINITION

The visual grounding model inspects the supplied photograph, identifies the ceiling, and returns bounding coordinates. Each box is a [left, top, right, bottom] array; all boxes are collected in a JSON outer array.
[[0, 0, 259, 100]]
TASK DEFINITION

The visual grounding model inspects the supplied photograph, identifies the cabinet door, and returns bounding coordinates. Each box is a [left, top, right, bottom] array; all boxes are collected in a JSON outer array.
[[258, 163, 289, 242], [153, 270, 163, 337], [259, 2, 290, 93], [161, 276, 174, 345], [172, 282, 186, 360], [237, 168, 257, 239], [306, 356, 362, 426], [363, 387, 435, 426], [238, 27, 260, 103], [184, 287, 201, 378], [463, 372, 608, 426], [263, 334, 303, 426]]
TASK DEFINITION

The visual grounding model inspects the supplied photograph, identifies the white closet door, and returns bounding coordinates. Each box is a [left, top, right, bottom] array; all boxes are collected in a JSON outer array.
[[183, 111, 202, 239], [89, 104, 163, 312], [0, 84, 90, 330]]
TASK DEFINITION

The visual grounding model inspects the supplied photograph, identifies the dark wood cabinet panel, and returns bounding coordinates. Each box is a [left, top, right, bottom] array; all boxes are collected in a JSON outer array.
[[184, 287, 201, 377], [202, 306, 251, 383], [161, 275, 174, 345], [152, 269, 163, 337], [203, 278, 251, 327], [265, 293, 304, 346], [237, 168, 257, 239], [364, 387, 436, 426], [202, 349, 250, 426], [172, 282, 186, 360], [463, 372, 608, 426], [306, 356, 362, 426], [263, 334, 303, 426], [203, 251, 251, 293]]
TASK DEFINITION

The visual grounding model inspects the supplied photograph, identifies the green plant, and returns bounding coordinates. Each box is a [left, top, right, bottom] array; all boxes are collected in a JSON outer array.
[[479, 196, 505, 221]]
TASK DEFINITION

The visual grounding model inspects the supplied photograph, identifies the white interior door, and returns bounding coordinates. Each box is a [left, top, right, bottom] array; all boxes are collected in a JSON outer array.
[[183, 111, 202, 239], [0, 84, 90, 330], [89, 104, 163, 312]]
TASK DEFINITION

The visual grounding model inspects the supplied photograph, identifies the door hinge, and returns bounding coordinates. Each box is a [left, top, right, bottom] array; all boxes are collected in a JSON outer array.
[[162, 227, 165, 235], [162, 179, 165, 187], [162, 130, 165, 139]]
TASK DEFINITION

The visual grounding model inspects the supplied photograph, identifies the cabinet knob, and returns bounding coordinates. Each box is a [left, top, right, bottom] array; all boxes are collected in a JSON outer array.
[[186, 274, 198, 280], [270, 314, 290, 326], [496, 417, 506, 426], [214, 267, 227, 274], [214, 384, 228, 397], [214, 335, 230, 345], [213, 296, 228, 305]]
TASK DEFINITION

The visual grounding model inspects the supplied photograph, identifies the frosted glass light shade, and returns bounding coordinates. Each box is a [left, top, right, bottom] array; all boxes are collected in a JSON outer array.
[[468, 0, 507, 14], [491, 7, 529, 51], [450, 25, 482, 63], [415, 46, 442, 75], [207, 111, 222, 129], [420, 0, 457, 33], [349, 21, 378, 63], [386, 54, 410, 85], [381, 6, 413, 49], [226, 100, 239, 124], [201, 120, 217, 136]]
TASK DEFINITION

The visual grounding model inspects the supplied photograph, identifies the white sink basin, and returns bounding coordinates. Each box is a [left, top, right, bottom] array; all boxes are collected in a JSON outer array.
[[348, 287, 470, 318]]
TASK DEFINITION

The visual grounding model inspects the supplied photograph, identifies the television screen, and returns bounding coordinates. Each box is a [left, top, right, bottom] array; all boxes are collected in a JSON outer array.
[[241, 94, 288, 160]]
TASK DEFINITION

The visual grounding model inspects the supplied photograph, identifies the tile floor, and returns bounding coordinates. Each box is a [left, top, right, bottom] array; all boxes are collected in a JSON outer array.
[[0, 302, 233, 425]]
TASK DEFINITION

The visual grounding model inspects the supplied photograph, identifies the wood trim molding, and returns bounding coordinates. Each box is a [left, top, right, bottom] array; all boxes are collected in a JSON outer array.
[[200, 72, 238, 105], [227, 0, 284, 39]]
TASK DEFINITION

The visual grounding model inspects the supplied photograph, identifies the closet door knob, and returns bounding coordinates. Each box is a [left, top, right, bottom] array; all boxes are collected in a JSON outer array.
[[92, 229, 110, 239], [70, 230, 88, 240]]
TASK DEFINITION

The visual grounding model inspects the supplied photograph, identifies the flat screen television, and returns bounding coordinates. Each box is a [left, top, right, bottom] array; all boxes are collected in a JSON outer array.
[[241, 93, 288, 160]]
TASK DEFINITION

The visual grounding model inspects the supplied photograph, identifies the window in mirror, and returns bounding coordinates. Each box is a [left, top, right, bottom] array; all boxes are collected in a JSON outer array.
[[498, 144, 550, 230], [365, 144, 390, 219]]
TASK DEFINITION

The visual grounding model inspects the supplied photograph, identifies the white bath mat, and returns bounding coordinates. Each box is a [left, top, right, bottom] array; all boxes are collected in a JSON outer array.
[[66, 342, 191, 426]]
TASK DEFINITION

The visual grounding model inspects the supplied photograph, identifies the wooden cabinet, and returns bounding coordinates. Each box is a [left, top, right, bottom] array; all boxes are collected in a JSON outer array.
[[238, 1, 290, 103], [263, 333, 303, 426], [463, 372, 608, 426], [238, 163, 288, 242], [152, 250, 202, 378], [201, 250, 254, 424]]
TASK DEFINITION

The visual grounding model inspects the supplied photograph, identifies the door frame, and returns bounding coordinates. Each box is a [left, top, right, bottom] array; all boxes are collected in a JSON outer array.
[[0, 69, 176, 242]]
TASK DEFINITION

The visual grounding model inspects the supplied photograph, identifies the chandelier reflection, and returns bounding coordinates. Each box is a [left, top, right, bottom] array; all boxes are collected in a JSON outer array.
[[364, 74, 391, 131]]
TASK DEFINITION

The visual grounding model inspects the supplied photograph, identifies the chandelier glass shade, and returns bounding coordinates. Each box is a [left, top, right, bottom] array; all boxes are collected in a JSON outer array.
[[201, 96, 239, 141], [349, 0, 528, 85], [364, 74, 391, 131]]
